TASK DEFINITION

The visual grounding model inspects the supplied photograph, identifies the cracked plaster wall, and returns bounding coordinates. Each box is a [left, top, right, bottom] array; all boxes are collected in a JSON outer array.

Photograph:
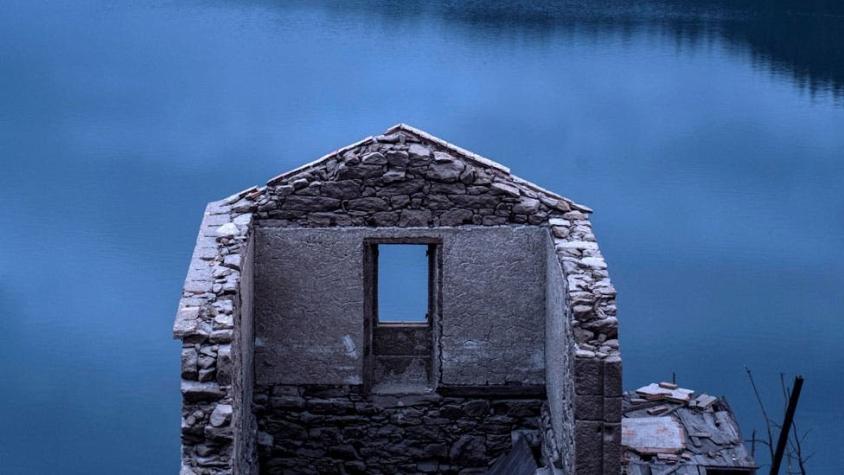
[[253, 226, 546, 388]]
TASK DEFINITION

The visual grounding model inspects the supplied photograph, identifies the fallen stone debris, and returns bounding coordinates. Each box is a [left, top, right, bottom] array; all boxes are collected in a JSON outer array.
[[621, 383, 757, 474]]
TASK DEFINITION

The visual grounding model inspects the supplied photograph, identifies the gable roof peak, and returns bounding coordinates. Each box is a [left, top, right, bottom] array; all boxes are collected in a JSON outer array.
[[384, 123, 511, 174], [264, 124, 592, 214]]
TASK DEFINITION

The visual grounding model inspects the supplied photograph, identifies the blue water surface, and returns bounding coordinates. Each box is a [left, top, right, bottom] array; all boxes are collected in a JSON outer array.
[[1, 1, 842, 473]]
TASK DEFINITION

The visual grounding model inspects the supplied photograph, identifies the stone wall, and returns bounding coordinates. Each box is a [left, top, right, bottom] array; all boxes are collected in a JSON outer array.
[[233, 236, 257, 472], [253, 385, 543, 475], [173, 124, 622, 474], [255, 126, 575, 229], [174, 193, 261, 475], [254, 227, 365, 386], [548, 214, 621, 474], [253, 226, 547, 389], [438, 227, 546, 387], [544, 235, 575, 473]]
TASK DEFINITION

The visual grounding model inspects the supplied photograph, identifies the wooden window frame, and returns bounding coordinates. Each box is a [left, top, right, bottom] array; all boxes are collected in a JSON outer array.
[[363, 238, 442, 391]]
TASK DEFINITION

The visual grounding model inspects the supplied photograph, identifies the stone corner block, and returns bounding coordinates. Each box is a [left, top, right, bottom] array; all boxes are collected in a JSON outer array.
[[574, 420, 603, 474], [603, 397, 622, 423], [181, 381, 225, 402], [574, 356, 603, 396], [173, 307, 201, 338], [603, 357, 622, 397], [602, 422, 622, 474], [574, 394, 604, 421]]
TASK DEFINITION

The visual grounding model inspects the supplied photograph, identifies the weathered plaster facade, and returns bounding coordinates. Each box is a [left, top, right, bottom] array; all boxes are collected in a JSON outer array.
[[173, 124, 621, 474], [255, 226, 547, 389]]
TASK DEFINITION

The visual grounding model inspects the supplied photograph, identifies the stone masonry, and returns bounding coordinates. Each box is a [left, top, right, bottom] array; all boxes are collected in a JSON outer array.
[[173, 124, 621, 474], [253, 385, 544, 475]]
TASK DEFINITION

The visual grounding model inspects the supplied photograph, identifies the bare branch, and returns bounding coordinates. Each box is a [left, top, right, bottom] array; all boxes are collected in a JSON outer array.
[[745, 366, 775, 461]]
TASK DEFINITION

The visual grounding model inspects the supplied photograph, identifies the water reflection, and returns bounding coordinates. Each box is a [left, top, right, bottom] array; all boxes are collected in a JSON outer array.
[[274, 0, 844, 101]]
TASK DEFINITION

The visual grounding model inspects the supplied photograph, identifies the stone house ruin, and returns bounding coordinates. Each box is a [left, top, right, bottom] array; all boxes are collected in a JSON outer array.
[[173, 124, 621, 474]]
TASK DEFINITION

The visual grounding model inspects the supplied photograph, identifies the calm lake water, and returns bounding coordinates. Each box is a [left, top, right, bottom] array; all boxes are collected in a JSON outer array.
[[1, 1, 842, 473]]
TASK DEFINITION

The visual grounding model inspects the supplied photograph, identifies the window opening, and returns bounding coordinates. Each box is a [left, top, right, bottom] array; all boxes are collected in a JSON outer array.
[[376, 244, 430, 324]]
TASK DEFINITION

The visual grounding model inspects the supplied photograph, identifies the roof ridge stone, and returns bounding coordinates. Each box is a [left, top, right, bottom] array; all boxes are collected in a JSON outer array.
[[386, 123, 593, 213]]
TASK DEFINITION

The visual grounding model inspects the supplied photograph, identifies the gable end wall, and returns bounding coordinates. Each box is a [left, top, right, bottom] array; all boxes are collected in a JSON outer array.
[[172, 126, 621, 474]]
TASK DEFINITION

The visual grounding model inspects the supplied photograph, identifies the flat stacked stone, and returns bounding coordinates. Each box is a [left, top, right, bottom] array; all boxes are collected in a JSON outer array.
[[174, 187, 261, 475], [252, 128, 582, 229], [252, 385, 543, 475]]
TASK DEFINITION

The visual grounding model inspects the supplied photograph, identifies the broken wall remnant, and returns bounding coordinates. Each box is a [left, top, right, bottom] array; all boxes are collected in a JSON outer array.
[[253, 385, 544, 474], [622, 384, 757, 473], [173, 124, 621, 474]]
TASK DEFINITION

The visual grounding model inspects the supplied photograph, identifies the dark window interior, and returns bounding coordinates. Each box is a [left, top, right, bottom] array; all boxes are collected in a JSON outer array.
[[706, 468, 755, 475]]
